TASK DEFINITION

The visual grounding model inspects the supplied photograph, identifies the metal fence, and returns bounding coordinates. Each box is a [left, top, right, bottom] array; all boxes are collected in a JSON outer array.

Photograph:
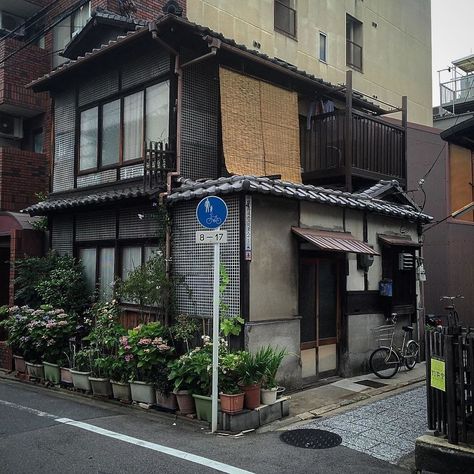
[[425, 327, 474, 444]]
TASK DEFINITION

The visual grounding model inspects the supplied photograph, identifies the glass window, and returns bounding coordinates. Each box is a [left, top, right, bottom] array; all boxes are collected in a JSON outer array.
[[33, 129, 43, 153], [146, 82, 169, 144], [123, 91, 144, 161], [319, 32, 327, 62], [72, 2, 90, 36], [52, 17, 70, 67], [79, 248, 97, 294], [101, 100, 120, 166], [99, 247, 115, 300], [79, 107, 98, 170], [274, 0, 296, 38], [121, 246, 142, 280]]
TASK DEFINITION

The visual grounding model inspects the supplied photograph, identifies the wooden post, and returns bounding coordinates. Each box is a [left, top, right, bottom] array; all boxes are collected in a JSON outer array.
[[345, 70, 353, 193], [401, 96, 408, 186]]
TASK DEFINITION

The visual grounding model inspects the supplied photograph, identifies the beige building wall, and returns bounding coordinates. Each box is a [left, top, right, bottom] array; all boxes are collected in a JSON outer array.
[[187, 0, 432, 126]]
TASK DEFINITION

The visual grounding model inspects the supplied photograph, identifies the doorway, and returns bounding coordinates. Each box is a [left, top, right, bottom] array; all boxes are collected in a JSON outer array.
[[299, 257, 341, 379]]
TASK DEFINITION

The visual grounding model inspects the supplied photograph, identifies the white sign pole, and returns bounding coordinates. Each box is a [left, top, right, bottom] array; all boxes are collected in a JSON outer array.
[[211, 236, 220, 433]]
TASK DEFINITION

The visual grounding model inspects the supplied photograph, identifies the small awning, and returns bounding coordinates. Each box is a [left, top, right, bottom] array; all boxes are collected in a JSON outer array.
[[292, 227, 379, 255], [378, 234, 421, 248]]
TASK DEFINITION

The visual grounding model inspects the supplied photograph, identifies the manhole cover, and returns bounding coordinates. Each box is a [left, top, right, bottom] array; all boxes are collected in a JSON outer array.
[[355, 380, 386, 389], [280, 429, 342, 449]]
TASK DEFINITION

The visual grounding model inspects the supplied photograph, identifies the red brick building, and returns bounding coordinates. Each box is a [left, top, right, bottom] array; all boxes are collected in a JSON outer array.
[[0, 0, 185, 311]]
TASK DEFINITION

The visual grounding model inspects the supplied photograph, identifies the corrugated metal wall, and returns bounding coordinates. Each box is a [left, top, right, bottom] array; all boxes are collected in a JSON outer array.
[[53, 89, 76, 193], [51, 215, 74, 255], [181, 61, 219, 180], [172, 196, 240, 318]]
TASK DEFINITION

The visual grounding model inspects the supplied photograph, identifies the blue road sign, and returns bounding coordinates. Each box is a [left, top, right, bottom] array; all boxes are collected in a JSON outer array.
[[196, 196, 228, 229]]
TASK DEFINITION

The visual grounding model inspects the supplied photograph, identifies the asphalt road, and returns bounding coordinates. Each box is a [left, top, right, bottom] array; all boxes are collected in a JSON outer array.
[[0, 378, 406, 474]]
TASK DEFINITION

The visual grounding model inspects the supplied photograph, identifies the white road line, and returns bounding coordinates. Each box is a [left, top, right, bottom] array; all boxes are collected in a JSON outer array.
[[0, 399, 254, 474]]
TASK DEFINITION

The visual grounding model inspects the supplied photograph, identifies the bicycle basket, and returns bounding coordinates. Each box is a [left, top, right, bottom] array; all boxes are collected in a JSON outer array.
[[373, 324, 395, 347]]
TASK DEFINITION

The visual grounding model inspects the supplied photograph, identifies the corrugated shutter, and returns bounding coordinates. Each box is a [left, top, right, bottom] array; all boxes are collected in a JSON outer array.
[[78, 69, 119, 107], [76, 210, 116, 241], [118, 206, 160, 239], [121, 49, 170, 90], [172, 196, 240, 318], [51, 215, 73, 255], [181, 61, 219, 180], [219, 67, 301, 183]]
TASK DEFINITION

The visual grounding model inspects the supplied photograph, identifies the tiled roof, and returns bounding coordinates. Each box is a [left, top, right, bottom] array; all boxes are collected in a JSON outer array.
[[167, 176, 432, 223], [27, 14, 385, 112], [23, 185, 148, 215]]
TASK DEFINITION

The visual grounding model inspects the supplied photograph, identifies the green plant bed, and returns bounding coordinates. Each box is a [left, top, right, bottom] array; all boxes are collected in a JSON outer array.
[[192, 394, 220, 422], [43, 361, 60, 384]]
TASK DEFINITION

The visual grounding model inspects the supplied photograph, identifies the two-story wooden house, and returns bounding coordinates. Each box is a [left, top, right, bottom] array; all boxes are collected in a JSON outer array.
[[25, 5, 431, 386]]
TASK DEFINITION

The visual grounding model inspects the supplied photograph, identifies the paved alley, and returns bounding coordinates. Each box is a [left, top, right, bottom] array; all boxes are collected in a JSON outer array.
[[302, 386, 427, 464]]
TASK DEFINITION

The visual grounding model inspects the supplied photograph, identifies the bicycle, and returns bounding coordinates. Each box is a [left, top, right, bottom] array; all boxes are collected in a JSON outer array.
[[440, 295, 464, 328], [369, 313, 420, 379]]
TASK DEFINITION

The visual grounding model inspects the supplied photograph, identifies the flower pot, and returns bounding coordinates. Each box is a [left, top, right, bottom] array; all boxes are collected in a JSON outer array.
[[239, 383, 261, 410], [13, 355, 26, 373], [89, 377, 112, 397], [174, 390, 195, 415], [43, 361, 60, 384], [26, 362, 44, 379], [129, 380, 156, 405], [70, 369, 92, 391], [155, 390, 178, 411], [111, 381, 131, 401], [261, 387, 278, 405], [192, 394, 220, 422], [220, 392, 245, 414], [60, 367, 73, 385]]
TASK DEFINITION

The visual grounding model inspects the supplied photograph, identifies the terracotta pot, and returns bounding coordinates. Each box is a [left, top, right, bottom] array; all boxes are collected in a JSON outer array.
[[26, 361, 44, 379], [239, 383, 261, 410], [111, 381, 131, 401], [220, 392, 245, 414], [261, 387, 278, 405], [60, 367, 73, 385], [89, 377, 112, 397], [13, 355, 26, 373], [43, 361, 61, 384], [129, 380, 156, 405], [174, 390, 195, 415], [155, 390, 178, 411]]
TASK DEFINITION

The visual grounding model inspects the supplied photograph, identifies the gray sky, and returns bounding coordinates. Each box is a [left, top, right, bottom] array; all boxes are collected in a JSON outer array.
[[431, 0, 474, 106]]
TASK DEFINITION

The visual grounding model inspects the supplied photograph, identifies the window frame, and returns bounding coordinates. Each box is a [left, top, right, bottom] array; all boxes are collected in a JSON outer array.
[[274, 0, 297, 39], [76, 78, 170, 175], [319, 31, 327, 63], [346, 14, 363, 72]]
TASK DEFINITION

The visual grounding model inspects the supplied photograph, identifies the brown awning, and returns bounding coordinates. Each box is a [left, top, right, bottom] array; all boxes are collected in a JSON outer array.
[[378, 234, 421, 248], [292, 227, 379, 255]]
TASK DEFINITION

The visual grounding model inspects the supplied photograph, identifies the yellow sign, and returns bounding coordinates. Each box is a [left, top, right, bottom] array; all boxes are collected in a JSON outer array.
[[431, 358, 446, 392]]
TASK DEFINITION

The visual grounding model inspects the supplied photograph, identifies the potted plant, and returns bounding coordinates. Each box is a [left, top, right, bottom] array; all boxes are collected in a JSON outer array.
[[70, 348, 93, 391], [153, 362, 177, 411], [236, 350, 266, 410], [258, 346, 287, 405], [219, 352, 245, 414], [108, 358, 132, 402], [0, 305, 30, 373]]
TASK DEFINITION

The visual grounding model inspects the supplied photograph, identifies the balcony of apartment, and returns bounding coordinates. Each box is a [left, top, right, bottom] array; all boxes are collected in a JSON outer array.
[[440, 74, 474, 115], [0, 37, 50, 118], [300, 109, 406, 188]]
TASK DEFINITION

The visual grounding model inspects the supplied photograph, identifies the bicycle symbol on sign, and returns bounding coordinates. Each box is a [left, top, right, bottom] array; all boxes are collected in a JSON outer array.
[[204, 198, 222, 225]]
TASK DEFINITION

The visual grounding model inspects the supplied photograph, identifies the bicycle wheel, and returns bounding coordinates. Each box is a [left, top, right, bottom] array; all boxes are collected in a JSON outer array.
[[369, 347, 400, 379], [404, 340, 419, 370]]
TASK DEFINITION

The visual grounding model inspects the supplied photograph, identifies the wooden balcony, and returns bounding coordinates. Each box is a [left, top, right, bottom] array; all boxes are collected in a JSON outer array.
[[300, 109, 406, 189], [143, 141, 176, 190]]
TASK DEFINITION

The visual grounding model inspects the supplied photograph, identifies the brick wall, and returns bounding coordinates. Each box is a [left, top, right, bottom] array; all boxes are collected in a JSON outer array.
[[0, 341, 13, 371]]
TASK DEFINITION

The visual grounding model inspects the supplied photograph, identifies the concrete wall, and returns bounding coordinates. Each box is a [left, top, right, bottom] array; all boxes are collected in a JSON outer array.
[[249, 195, 299, 321], [245, 318, 302, 389], [187, 0, 432, 126]]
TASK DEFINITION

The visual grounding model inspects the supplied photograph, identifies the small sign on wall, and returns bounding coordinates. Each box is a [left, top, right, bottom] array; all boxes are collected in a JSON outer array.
[[430, 357, 445, 392], [245, 195, 252, 260]]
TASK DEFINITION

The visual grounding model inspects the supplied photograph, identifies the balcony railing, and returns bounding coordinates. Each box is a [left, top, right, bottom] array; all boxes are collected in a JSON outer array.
[[440, 74, 474, 114], [346, 39, 362, 71], [143, 141, 176, 190], [300, 110, 406, 184]]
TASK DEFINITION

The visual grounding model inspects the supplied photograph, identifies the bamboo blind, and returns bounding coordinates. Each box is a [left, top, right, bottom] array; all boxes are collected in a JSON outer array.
[[219, 67, 301, 183]]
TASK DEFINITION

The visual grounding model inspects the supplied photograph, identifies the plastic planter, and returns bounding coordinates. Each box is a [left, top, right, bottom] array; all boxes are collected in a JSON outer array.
[[70, 369, 92, 391], [129, 381, 156, 405], [43, 361, 61, 384], [260, 387, 278, 405], [13, 355, 26, 373], [192, 394, 218, 422], [155, 390, 178, 411], [239, 383, 261, 410], [174, 390, 195, 415], [60, 367, 73, 385], [111, 381, 131, 401], [25, 362, 44, 379], [89, 377, 112, 397]]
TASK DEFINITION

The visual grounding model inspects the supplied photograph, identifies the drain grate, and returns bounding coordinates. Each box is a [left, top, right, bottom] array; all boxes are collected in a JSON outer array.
[[355, 380, 387, 389], [280, 429, 342, 449]]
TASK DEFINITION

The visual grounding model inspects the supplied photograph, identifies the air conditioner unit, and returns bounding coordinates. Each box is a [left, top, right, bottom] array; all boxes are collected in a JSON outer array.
[[398, 252, 415, 271], [0, 11, 25, 35], [0, 114, 23, 139]]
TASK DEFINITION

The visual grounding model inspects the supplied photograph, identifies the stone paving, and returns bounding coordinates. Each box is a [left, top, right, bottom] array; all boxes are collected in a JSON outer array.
[[302, 386, 427, 464]]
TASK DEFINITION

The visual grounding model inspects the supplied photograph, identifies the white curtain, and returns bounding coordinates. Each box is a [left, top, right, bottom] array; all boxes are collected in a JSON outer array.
[[79, 107, 98, 170], [101, 100, 120, 166], [123, 91, 144, 161], [79, 248, 96, 294], [146, 81, 169, 144], [99, 247, 115, 300]]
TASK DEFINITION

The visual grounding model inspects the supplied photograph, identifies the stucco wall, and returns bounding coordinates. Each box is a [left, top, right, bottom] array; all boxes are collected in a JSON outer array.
[[187, 0, 432, 126], [249, 196, 299, 321]]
